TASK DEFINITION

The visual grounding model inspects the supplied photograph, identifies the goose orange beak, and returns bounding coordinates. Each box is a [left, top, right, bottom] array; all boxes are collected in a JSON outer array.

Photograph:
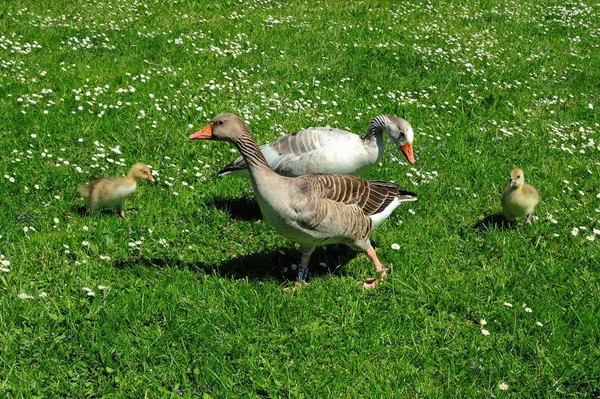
[[189, 124, 212, 140], [401, 142, 416, 164]]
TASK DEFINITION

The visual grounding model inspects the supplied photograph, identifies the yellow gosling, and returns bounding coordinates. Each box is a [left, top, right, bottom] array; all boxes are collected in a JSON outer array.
[[501, 168, 540, 224], [78, 163, 154, 218]]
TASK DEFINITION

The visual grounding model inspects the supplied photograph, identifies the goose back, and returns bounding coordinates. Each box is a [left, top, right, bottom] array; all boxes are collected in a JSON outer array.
[[219, 127, 373, 177]]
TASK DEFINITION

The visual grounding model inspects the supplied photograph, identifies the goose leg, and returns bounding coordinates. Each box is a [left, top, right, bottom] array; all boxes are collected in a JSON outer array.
[[284, 245, 315, 292], [298, 245, 315, 284], [363, 246, 388, 290]]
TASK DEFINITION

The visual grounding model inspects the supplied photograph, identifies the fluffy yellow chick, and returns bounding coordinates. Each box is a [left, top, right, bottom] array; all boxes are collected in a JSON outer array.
[[501, 168, 540, 224], [78, 163, 155, 218]]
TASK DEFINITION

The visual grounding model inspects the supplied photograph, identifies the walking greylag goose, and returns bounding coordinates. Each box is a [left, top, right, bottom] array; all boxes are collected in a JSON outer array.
[[190, 114, 418, 289], [216, 115, 416, 178], [501, 168, 540, 224], [78, 163, 155, 218]]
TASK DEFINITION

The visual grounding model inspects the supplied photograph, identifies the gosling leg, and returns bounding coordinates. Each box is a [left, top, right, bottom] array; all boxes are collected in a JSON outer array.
[[525, 212, 534, 224]]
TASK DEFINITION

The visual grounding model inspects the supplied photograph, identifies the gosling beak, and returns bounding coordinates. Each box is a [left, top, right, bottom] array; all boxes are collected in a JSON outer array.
[[509, 179, 517, 187], [401, 142, 416, 164], [147, 174, 156, 183], [189, 124, 212, 140]]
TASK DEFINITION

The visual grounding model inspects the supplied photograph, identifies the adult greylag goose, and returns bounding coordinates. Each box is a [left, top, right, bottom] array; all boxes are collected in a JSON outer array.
[[216, 115, 416, 178], [190, 114, 418, 289], [501, 168, 540, 224], [78, 163, 155, 218]]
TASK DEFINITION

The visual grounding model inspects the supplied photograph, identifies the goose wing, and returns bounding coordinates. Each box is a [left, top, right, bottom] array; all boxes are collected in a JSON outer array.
[[301, 174, 417, 216]]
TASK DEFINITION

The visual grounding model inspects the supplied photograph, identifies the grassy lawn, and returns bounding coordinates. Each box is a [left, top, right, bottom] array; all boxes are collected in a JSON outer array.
[[1, 0, 599, 397]]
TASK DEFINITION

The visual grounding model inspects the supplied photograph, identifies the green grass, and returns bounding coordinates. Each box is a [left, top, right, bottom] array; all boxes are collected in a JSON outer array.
[[1, 0, 599, 397]]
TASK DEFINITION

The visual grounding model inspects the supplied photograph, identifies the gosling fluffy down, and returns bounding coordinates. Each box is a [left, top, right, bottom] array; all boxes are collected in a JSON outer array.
[[78, 163, 154, 218], [501, 168, 540, 224]]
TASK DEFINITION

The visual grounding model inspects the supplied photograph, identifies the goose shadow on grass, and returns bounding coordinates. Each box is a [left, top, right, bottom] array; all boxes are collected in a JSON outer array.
[[210, 196, 263, 222], [472, 213, 515, 231], [114, 245, 359, 284]]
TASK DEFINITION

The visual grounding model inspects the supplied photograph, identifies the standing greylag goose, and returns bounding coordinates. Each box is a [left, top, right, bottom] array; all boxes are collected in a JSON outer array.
[[190, 114, 417, 289], [216, 115, 416, 178], [78, 163, 155, 218], [501, 168, 540, 224]]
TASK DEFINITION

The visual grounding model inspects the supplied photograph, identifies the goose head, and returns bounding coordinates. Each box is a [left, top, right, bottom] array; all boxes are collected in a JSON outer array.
[[509, 168, 524, 188], [189, 113, 248, 142], [383, 116, 416, 165], [129, 163, 155, 183]]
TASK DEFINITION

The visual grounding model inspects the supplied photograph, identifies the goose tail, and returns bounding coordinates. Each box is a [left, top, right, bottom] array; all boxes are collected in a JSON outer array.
[[216, 161, 248, 178], [396, 190, 418, 202]]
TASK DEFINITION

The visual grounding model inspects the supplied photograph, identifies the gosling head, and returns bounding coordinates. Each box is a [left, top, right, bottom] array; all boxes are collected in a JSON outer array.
[[129, 163, 155, 183], [189, 113, 249, 143], [509, 168, 525, 188]]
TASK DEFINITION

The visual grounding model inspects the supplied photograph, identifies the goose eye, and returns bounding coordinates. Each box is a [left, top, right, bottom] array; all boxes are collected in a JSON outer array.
[[217, 120, 224, 125]]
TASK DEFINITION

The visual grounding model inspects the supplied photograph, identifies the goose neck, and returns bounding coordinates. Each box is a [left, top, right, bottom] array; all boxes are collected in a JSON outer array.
[[364, 115, 390, 142], [232, 135, 274, 176]]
